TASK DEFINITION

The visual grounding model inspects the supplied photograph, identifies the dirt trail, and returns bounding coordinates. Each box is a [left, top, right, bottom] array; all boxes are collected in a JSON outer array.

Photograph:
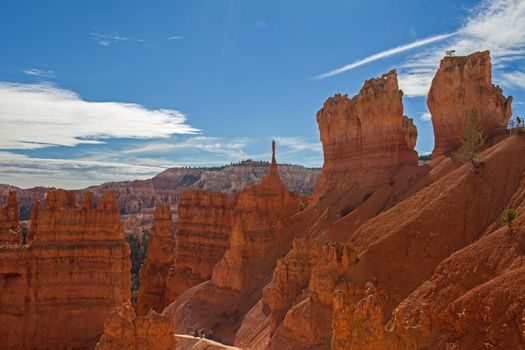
[[175, 334, 242, 350]]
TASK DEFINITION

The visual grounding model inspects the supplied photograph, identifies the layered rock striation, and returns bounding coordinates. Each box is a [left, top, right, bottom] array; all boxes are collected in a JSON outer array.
[[428, 50, 513, 158], [0, 190, 130, 350], [166, 190, 234, 300], [136, 203, 175, 315]]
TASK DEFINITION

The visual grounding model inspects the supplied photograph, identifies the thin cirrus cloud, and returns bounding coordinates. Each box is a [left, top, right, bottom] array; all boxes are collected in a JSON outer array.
[[123, 136, 251, 159], [0, 82, 198, 150], [90, 31, 131, 46], [23, 68, 55, 78], [90, 30, 184, 46], [313, 33, 455, 80]]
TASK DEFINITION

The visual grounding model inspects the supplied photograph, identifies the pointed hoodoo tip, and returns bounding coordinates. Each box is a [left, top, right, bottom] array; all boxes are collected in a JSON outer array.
[[271, 139, 276, 165]]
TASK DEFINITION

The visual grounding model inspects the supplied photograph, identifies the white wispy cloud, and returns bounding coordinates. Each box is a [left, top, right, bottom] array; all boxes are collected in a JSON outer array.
[[314, 33, 455, 80], [0, 82, 198, 150], [272, 136, 322, 153], [0, 151, 166, 189], [23, 68, 55, 78], [498, 71, 525, 89], [399, 0, 525, 96], [123, 136, 251, 158], [419, 112, 432, 121], [167, 36, 184, 40], [90, 31, 130, 46]]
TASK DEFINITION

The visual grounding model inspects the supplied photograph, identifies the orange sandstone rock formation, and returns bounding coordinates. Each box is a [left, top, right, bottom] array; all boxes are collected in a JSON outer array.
[[172, 142, 303, 344], [314, 69, 418, 198], [0, 190, 130, 350], [0, 192, 19, 244], [429, 50, 512, 158], [166, 190, 234, 300], [96, 301, 176, 350], [136, 203, 175, 315]]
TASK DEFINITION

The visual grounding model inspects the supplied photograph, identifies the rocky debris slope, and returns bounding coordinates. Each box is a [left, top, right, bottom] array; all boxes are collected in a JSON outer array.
[[0, 190, 130, 350], [428, 50, 512, 158], [136, 203, 175, 315]]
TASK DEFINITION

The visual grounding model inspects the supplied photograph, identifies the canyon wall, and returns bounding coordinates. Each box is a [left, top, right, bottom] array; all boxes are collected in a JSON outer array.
[[136, 203, 175, 315], [0, 190, 130, 350], [429, 50, 512, 158]]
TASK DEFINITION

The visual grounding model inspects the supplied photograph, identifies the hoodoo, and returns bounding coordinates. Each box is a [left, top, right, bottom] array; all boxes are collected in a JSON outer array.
[[428, 50, 513, 158], [173, 141, 303, 343], [0, 192, 19, 245], [314, 69, 418, 198], [165, 190, 234, 300], [136, 203, 175, 315]]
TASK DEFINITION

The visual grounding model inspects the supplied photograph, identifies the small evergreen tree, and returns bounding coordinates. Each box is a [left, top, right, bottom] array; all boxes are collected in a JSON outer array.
[[455, 109, 485, 168], [501, 208, 517, 235]]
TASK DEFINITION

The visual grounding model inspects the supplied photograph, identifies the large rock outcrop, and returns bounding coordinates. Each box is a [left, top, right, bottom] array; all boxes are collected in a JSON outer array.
[[96, 301, 176, 350], [314, 70, 418, 198], [0, 192, 19, 245], [136, 204, 175, 315], [0, 190, 131, 350], [428, 50, 513, 158], [166, 190, 234, 301]]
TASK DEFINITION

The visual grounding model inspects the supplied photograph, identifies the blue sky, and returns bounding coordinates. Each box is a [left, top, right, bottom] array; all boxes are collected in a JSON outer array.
[[0, 0, 524, 188]]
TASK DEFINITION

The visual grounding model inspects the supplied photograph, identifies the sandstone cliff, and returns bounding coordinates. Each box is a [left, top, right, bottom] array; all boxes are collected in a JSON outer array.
[[136, 203, 175, 315], [428, 50, 512, 158], [0, 190, 130, 350]]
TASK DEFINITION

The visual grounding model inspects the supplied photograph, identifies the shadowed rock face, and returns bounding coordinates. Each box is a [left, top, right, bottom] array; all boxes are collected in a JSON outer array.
[[136, 203, 175, 315], [314, 70, 418, 199], [0, 190, 130, 350], [428, 50, 513, 158]]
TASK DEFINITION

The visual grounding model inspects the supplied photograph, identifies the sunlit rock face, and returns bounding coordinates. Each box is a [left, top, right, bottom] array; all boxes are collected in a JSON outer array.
[[314, 69, 418, 199], [0, 190, 130, 350], [428, 50, 512, 158]]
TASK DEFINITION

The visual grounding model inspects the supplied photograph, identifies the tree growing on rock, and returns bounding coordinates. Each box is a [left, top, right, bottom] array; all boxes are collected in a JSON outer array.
[[455, 109, 485, 168], [501, 208, 517, 235]]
